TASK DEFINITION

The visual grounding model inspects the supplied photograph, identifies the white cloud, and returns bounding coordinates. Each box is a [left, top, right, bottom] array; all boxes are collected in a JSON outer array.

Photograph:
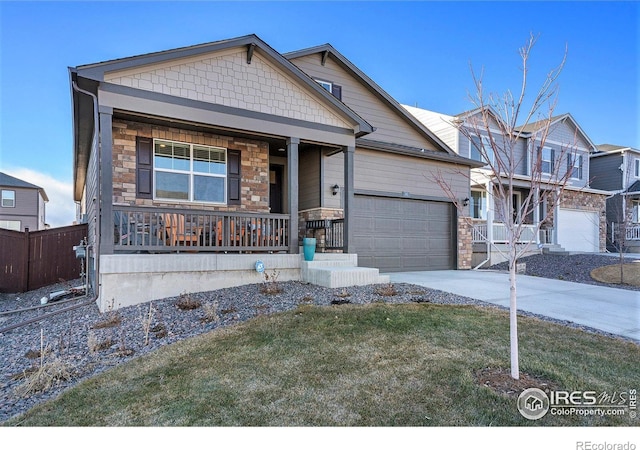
[[3, 167, 76, 229]]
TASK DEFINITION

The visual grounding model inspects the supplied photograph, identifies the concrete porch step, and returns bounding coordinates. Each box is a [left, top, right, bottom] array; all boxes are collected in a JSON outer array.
[[542, 244, 570, 255], [301, 259, 390, 288]]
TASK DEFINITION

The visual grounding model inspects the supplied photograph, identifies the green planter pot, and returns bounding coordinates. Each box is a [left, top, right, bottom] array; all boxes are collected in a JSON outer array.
[[303, 237, 316, 261]]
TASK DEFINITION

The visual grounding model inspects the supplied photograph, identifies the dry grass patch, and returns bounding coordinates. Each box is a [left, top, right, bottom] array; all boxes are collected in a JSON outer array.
[[590, 262, 640, 286]]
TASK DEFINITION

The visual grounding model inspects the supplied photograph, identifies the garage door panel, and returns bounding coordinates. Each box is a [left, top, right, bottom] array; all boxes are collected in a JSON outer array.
[[353, 195, 454, 272], [557, 209, 599, 252]]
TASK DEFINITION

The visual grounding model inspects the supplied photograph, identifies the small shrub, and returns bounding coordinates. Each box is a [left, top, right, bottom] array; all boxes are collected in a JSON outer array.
[[14, 357, 73, 397], [16, 330, 72, 397], [221, 306, 238, 315], [88, 331, 112, 354], [151, 323, 168, 339], [259, 270, 282, 295], [24, 349, 42, 359], [335, 289, 350, 298], [140, 302, 156, 346], [300, 295, 314, 304], [176, 293, 202, 311], [202, 301, 220, 324], [375, 284, 398, 297], [92, 313, 122, 329]]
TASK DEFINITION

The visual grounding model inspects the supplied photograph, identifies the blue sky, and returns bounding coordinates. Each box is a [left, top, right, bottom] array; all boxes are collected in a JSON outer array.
[[0, 1, 638, 227]]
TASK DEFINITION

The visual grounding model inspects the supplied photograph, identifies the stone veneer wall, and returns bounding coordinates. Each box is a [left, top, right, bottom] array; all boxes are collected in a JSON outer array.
[[112, 119, 269, 212], [299, 208, 344, 252], [559, 190, 607, 251], [457, 216, 473, 269]]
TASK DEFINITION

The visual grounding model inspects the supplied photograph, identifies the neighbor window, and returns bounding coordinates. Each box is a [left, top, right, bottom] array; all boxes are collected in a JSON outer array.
[[154, 140, 227, 203], [470, 135, 494, 166], [635, 159, 640, 178], [1, 190, 15, 208], [567, 154, 583, 179], [0, 220, 20, 231], [470, 190, 486, 219], [539, 147, 554, 174], [633, 201, 640, 223]]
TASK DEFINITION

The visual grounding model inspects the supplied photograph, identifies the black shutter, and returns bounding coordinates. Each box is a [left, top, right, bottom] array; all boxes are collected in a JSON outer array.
[[136, 137, 153, 199], [227, 150, 241, 205], [332, 84, 342, 101]]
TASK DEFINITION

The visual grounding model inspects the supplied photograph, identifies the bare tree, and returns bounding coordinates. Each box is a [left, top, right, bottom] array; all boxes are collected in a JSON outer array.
[[434, 34, 579, 379]]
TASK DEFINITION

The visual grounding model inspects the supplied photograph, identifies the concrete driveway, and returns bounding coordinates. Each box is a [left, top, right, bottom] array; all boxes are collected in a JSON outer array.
[[388, 270, 640, 342]]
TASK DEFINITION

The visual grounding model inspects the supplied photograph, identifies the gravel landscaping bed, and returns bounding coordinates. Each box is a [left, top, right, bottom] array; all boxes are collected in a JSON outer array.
[[1, 256, 637, 424], [0, 279, 488, 423], [487, 253, 640, 291]]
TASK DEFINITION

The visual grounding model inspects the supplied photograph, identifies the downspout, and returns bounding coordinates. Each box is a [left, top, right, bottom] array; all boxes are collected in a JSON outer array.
[[72, 81, 100, 301]]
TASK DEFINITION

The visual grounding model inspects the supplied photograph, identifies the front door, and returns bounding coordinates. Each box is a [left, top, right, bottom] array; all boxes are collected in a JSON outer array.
[[269, 164, 284, 213]]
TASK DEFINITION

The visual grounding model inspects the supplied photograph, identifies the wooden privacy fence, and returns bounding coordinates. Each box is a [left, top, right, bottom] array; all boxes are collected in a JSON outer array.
[[0, 224, 88, 293]]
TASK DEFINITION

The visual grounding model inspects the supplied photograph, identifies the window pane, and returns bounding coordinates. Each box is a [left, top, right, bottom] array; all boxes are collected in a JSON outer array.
[[471, 191, 485, 219], [194, 175, 225, 203], [470, 136, 482, 161], [155, 172, 189, 200], [1, 190, 15, 207], [154, 141, 190, 171], [193, 146, 226, 174]]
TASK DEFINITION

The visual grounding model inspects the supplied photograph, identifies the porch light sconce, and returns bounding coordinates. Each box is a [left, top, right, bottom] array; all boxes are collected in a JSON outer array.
[[332, 184, 340, 196], [462, 198, 470, 207]]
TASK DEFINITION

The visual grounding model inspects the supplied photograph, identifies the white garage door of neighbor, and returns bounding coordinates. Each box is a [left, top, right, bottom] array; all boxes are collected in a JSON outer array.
[[557, 209, 599, 252]]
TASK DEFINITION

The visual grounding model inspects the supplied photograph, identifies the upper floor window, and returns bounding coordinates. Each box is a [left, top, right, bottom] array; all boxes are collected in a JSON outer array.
[[1, 190, 15, 207], [539, 147, 555, 174], [314, 79, 342, 100], [567, 154, 583, 179], [634, 158, 640, 178], [470, 135, 494, 166], [154, 140, 227, 203]]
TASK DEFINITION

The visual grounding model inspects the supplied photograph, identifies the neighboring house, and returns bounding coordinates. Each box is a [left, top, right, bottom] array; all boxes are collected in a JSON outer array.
[[70, 34, 479, 311], [0, 172, 48, 231], [404, 106, 608, 266], [590, 144, 640, 252]]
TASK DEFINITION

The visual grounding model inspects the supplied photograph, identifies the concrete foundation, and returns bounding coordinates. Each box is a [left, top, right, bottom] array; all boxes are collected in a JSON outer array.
[[97, 252, 390, 312]]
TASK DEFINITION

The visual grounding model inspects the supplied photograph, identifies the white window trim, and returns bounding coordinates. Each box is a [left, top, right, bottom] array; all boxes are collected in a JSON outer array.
[[1, 190, 15, 208], [153, 139, 228, 204], [632, 200, 640, 223], [569, 154, 583, 180], [315, 79, 333, 93], [470, 189, 486, 220], [634, 158, 640, 179]]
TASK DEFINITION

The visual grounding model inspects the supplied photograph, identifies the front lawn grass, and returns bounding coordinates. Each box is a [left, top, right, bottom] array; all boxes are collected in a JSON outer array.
[[5, 303, 639, 426]]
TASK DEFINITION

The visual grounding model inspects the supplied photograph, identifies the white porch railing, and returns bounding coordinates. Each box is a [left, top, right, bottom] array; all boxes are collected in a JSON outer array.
[[472, 220, 554, 244], [611, 223, 640, 242]]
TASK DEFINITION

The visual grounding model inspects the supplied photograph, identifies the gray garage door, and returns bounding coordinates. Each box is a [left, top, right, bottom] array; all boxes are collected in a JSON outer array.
[[353, 195, 455, 272]]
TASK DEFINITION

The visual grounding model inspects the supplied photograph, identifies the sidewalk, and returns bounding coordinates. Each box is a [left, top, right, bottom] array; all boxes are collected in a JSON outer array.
[[388, 270, 640, 342]]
